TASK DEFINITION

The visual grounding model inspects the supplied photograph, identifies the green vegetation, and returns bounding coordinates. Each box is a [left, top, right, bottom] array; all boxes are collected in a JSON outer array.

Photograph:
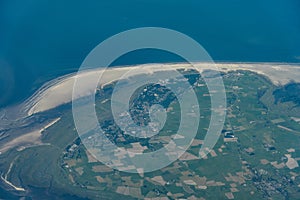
[[1, 69, 300, 199]]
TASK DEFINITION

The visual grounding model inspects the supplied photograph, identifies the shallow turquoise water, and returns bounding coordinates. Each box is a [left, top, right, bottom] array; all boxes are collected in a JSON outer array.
[[0, 0, 299, 108]]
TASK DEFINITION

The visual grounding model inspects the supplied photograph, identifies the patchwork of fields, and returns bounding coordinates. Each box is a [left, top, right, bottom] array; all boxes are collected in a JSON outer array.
[[1, 70, 300, 199]]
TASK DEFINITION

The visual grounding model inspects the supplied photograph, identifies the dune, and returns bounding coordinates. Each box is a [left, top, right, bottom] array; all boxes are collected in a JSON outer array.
[[24, 62, 300, 116]]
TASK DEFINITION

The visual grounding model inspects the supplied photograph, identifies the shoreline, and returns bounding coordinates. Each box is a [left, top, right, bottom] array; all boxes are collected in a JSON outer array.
[[1, 159, 25, 192], [0, 118, 61, 154], [23, 62, 300, 116]]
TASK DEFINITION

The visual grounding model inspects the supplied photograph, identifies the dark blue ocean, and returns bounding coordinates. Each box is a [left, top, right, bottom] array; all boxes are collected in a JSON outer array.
[[0, 0, 300, 108]]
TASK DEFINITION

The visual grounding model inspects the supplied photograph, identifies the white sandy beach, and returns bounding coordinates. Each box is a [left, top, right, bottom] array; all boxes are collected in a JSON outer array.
[[24, 62, 300, 116]]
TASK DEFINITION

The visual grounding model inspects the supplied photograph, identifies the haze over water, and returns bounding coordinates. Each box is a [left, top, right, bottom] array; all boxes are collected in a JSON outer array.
[[0, 0, 300, 108]]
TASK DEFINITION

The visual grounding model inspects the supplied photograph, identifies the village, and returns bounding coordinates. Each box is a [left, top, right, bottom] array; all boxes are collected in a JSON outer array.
[[60, 70, 300, 199]]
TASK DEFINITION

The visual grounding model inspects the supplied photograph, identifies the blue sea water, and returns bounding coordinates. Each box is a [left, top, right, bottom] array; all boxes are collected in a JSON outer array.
[[0, 0, 300, 108]]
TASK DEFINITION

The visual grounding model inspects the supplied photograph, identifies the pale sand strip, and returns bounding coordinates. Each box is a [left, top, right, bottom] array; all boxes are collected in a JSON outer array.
[[1, 160, 25, 191], [0, 175, 25, 192], [0, 118, 61, 153], [24, 62, 300, 116]]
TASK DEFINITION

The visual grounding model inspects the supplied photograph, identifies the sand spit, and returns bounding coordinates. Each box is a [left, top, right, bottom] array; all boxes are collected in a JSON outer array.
[[0, 160, 25, 191], [0, 175, 25, 192], [0, 118, 61, 154], [24, 62, 300, 116]]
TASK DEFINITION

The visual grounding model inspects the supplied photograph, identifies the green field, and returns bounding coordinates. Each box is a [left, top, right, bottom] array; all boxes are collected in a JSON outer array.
[[1, 69, 300, 200]]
